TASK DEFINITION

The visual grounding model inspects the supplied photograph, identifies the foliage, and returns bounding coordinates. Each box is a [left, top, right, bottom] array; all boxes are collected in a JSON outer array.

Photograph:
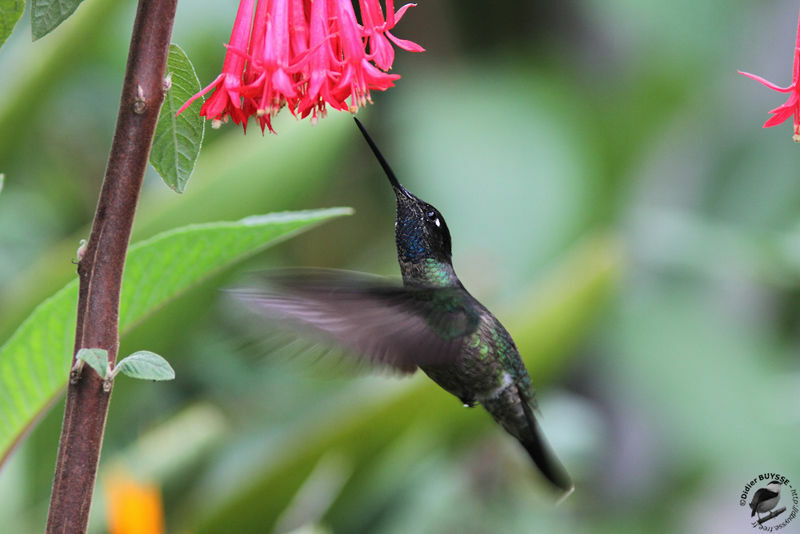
[[0, 0, 24, 47], [31, 0, 84, 40], [114, 351, 175, 381], [0, 208, 350, 465], [150, 43, 205, 194]]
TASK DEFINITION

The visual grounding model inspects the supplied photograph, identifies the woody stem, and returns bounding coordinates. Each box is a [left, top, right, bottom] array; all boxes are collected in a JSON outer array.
[[45, 0, 177, 532]]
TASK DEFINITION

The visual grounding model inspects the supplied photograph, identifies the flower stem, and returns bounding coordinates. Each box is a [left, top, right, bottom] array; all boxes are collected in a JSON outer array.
[[45, 0, 177, 532]]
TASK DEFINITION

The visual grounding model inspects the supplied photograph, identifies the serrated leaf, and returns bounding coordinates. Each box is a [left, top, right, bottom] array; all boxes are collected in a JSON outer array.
[[0, 207, 352, 464], [76, 348, 108, 379], [0, 0, 24, 48], [150, 44, 205, 194], [31, 0, 84, 40], [115, 351, 174, 381]]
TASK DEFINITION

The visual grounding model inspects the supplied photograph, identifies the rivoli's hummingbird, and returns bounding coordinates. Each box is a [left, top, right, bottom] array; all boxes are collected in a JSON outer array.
[[236, 118, 573, 494]]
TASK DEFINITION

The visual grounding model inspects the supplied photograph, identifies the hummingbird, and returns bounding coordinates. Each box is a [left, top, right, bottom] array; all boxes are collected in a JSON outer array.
[[235, 118, 573, 494]]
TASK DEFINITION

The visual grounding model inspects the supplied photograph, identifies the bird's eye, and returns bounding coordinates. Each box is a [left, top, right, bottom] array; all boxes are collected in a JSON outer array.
[[425, 210, 441, 228]]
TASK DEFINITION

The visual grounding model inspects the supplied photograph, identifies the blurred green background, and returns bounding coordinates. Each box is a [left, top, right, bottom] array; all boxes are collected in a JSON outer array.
[[1, 0, 799, 532]]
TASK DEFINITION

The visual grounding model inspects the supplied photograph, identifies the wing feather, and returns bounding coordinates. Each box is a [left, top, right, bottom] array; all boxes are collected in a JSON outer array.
[[231, 270, 480, 373]]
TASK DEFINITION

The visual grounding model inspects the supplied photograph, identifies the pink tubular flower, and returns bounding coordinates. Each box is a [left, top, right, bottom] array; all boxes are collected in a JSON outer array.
[[296, 0, 348, 123], [360, 0, 425, 70], [739, 9, 800, 142], [329, 0, 400, 111], [241, 0, 299, 133], [176, 0, 255, 128], [179, 0, 424, 133]]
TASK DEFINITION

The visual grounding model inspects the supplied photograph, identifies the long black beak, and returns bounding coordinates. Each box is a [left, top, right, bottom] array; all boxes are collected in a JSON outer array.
[[354, 117, 413, 199]]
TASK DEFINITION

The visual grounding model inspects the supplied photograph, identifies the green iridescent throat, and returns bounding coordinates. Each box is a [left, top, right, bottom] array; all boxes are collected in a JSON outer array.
[[419, 258, 459, 287], [399, 257, 458, 287]]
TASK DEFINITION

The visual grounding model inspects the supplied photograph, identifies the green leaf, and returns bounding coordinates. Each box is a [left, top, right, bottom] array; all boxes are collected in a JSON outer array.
[[0, 207, 352, 464], [0, 0, 24, 48], [150, 44, 205, 194], [31, 0, 85, 40], [115, 351, 174, 381], [75, 348, 108, 379]]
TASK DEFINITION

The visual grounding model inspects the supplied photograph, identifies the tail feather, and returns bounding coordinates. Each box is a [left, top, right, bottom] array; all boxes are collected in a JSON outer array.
[[519, 400, 574, 495], [482, 388, 573, 496]]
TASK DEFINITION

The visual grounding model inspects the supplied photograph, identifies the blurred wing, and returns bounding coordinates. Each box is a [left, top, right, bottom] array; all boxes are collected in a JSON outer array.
[[231, 270, 480, 373]]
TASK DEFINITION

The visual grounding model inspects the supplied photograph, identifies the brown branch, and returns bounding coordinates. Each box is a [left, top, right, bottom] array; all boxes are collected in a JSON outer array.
[[45, 0, 178, 532]]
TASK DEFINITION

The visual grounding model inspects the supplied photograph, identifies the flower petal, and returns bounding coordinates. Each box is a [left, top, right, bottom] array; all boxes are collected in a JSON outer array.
[[368, 32, 396, 70], [738, 70, 794, 93], [763, 106, 796, 127], [768, 93, 799, 114], [386, 1, 418, 27], [176, 74, 224, 116], [386, 31, 425, 53]]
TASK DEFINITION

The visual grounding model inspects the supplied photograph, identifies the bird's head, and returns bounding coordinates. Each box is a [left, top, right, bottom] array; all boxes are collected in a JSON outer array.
[[354, 118, 453, 267], [768, 481, 783, 493], [392, 188, 452, 265]]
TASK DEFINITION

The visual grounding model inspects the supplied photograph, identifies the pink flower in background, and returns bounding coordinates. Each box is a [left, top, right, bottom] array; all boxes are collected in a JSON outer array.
[[739, 9, 800, 142], [178, 0, 424, 133]]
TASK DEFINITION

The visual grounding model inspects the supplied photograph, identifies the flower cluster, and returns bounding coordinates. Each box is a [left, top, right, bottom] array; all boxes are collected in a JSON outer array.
[[178, 0, 423, 133], [739, 8, 800, 142]]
